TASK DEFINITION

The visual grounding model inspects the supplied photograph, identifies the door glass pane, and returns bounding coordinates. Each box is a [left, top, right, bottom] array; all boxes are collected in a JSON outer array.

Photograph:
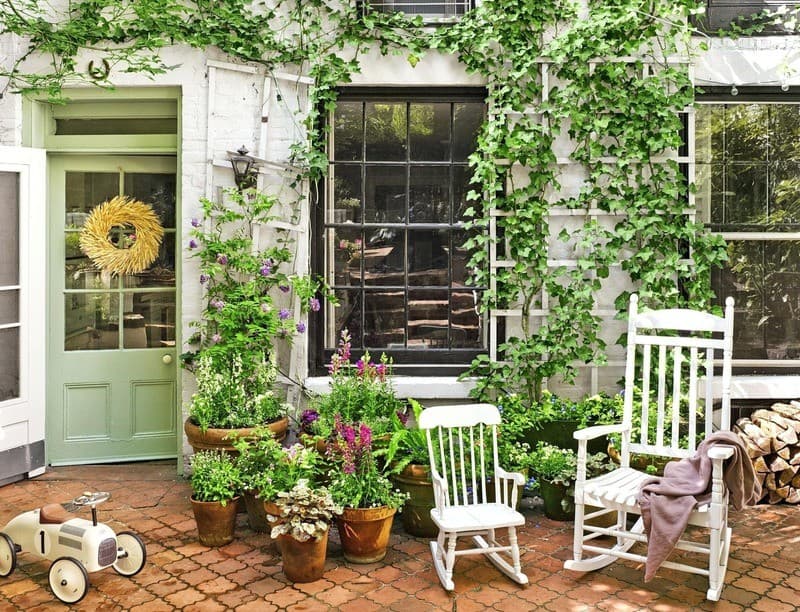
[[65, 293, 120, 351], [122, 232, 176, 289], [126, 291, 176, 348], [0, 171, 19, 286], [124, 172, 176, 227], [0, 328, 19, 401], [366, 102, 407, 161], [65, 172, 118, 223], [0, 290, 19, 326]]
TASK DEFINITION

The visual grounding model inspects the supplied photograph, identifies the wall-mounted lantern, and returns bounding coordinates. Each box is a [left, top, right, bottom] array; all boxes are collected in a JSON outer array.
[[228, 146, 260, 191]]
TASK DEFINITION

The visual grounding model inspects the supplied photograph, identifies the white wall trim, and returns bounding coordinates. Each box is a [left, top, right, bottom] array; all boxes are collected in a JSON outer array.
[[304, 376, 477, 400]]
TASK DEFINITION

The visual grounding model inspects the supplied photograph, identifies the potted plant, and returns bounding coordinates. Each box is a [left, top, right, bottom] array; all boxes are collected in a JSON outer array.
[[384, 399, 438, 537], [182, 188, 326, 452], [189, 450, 243, 546], [233, 433, 322, 533], [268, 479, 341, 583], [327, 417, 408, 563], [527, 442, 614, 521], [301, 329, 404, 445]]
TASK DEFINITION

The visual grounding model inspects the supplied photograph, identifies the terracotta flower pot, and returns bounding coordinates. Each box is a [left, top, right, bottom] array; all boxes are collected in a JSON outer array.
[[190, 495, 240, 546], [184, 416, 289, 455], [278, 530, 329, 583], [336, 505, 397, 563], [243, 491, 270, 532], [538, 479, 573, 521], [392, 464, 438, 538]]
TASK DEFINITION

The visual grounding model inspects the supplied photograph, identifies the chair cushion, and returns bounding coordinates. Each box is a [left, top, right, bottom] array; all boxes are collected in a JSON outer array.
[[581, 467, 709, 516], [431, 502, 525, 532]]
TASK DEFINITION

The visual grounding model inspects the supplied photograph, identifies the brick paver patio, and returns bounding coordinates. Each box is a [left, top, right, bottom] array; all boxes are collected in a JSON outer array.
[[0, 461, 797, 611]]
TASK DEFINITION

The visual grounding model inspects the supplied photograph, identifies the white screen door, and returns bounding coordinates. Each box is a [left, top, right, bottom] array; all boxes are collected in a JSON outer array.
[[0, 146, 46, 485]]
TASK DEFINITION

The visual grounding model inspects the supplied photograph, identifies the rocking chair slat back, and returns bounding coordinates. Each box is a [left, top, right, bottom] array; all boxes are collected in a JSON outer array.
[[622, 295, 735, 463]]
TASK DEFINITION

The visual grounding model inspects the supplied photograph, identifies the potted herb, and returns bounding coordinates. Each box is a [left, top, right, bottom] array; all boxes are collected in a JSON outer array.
[[182, 188, 326, 451], [327, 417, 408, 563], [269, 480, 341, 583], [527, 442, 614, 521], [189, 450, 243, 546], [302, 329, 404, 445], [234, 433, 322, 533], [384, 399, 437, 537]]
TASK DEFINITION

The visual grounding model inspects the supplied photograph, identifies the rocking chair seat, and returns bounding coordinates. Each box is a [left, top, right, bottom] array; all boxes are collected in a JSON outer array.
[[432, 503, 525, 532], [583, 467, 712, 516]]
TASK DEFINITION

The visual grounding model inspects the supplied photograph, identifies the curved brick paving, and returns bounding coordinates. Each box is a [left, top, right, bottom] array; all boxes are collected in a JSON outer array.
[[0, 461, 797, 611]]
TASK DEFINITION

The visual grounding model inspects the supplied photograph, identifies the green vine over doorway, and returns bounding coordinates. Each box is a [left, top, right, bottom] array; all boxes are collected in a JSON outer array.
[[0, 0, 729, 404]]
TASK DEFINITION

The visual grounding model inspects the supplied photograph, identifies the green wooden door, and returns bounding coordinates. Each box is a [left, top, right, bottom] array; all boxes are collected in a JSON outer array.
[[48, 155, 178, 464]]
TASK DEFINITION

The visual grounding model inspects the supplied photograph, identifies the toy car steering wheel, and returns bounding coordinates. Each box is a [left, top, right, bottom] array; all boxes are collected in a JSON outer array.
[[72, 492, 110, 506]]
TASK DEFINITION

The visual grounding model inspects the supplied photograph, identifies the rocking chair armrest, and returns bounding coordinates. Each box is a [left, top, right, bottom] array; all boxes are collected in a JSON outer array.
[[496, 467, 526, 486], [707, 445, 735, 461], [573, 423, 629, 441]]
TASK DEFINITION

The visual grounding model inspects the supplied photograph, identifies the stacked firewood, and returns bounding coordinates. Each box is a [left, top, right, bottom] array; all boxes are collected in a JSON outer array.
[[734, 402, 800, 504]]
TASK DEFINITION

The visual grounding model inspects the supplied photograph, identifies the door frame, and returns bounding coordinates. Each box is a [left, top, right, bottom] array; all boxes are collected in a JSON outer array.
[[22, 87, 183, 468]]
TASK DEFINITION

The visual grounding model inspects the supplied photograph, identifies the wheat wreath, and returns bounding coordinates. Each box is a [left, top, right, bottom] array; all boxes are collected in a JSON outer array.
[[79, 196, 164, 276]]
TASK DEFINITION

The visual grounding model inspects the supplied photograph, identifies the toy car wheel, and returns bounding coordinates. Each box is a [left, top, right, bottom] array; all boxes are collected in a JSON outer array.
[[0, 532, 16, 577], [112, 531, 146, 576], [48, 557, 88, 604]]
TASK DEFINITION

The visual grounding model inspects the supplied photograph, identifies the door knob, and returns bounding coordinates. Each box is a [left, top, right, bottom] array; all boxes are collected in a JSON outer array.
[[162, 354, 173, 365]]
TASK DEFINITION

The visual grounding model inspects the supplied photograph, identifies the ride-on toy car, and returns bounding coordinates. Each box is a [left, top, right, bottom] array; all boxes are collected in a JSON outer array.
[[0, 491, 146, 604]]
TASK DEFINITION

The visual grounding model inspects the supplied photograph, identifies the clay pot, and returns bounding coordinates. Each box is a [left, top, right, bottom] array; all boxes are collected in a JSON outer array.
[[278, 530, 329, 583], [190, 495, 240, 546], [243, 492, 270, 532], [538, 479, 572, 521], [392, 464, 437, 538], [184, 416, 289, 454], [336, 506, 397, 563]]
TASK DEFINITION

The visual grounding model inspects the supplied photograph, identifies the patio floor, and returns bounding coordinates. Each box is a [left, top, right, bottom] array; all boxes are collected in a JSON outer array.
[[0, 461, 797, 611]]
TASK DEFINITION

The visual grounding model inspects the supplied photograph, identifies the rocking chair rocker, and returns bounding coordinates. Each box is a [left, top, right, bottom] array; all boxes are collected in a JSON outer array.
[[419, 403, 528, 591], [564, 294, 736, 601]]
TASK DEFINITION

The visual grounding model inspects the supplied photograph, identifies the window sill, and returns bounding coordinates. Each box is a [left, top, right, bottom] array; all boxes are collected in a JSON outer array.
[[303, 376, 477, 399]]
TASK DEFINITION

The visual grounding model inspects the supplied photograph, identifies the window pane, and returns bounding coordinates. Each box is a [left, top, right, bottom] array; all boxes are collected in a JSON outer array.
[[0, 171, 19, 286], [124, 172, 176, 228], [409, 288, 449, 348], [695, 163, 724, 225], [451, 290, 482, 348], [726, 104, 768, 162], [122, 233, 176, 289], [453, 103, 484, 162], [331, 227, 363, 286], [365, 165, 406, 222], [364, 290, 405, 348], [725, 162, 767, 225], [332, 165, 362, 223], [410, 103, 450, 161], [408, 229, 448, 286], [331, 289, 363, 349], [769, 104, 800, 161], [334, 101, 363, 161], [55, 118, 177, 135], [366, 102, 407, 161], [0, 327, 19, 401], [769, 162, 800, 226], [0, 289, 18, 326], [65, 293, 120, 351], [365, 229, 404, 286], [65, 172, 118, 220], [695, 104, 724, 164], [451, 228, 472, 286], [410, 166, 450, 223]]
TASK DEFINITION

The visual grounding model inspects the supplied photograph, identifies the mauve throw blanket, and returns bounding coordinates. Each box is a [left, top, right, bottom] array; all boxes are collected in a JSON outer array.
[[637, 430, 761, 581]]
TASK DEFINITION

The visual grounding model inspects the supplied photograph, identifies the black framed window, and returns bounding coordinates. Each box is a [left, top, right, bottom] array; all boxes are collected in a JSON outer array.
[[696, 92, 800, 364], [363, 1, 474, 21], [313, 89, 486, 374], [692, 1, 800, 35]]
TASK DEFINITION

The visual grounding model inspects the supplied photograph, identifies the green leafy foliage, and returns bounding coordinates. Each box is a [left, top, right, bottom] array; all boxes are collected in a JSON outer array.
[[268, 479, 342, 542], [190, 450, 243, 505]]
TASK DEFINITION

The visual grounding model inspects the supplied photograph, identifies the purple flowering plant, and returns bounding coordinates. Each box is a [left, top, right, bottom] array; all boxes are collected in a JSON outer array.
[[327, 416, 407, 510], [305, 329, 404, 441], [183, 187, 332, 429]]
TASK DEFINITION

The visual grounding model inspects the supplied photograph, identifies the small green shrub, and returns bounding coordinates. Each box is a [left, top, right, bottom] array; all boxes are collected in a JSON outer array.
[[190, 450, 242, 505]]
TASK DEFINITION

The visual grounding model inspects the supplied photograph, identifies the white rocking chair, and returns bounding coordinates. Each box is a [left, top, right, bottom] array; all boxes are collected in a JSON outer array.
[[418, 403, 528, 591], [564, 294, 736, 601]]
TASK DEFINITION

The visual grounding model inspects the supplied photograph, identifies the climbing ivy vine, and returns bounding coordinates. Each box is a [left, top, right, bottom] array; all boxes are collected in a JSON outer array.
[[0, 0, 729, 404]]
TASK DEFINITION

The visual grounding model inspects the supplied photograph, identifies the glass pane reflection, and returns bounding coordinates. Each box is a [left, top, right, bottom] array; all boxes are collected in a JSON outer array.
[[0, 290, 19, 326], [410, 166, 450, 223], [451, 290, 482, 348], [366, 102, 406, 161], [0, 171, 19, 287], [332, 289, 362, 349], [408, 229, 449, 286], [65, 172, 118, 224], [365, 165, 405, 223], [0, 327, 19, 401], [127, 291, 176, 348], [410, 103, 450, 161], [332, 165, 362, 223], [65, 293, 120, 351], [334, 101, 363, 161], [408, 288, 448, 348], [124, 173, 176, 227], [122, 233, 176, 289], [364, 290, 405, 348]]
